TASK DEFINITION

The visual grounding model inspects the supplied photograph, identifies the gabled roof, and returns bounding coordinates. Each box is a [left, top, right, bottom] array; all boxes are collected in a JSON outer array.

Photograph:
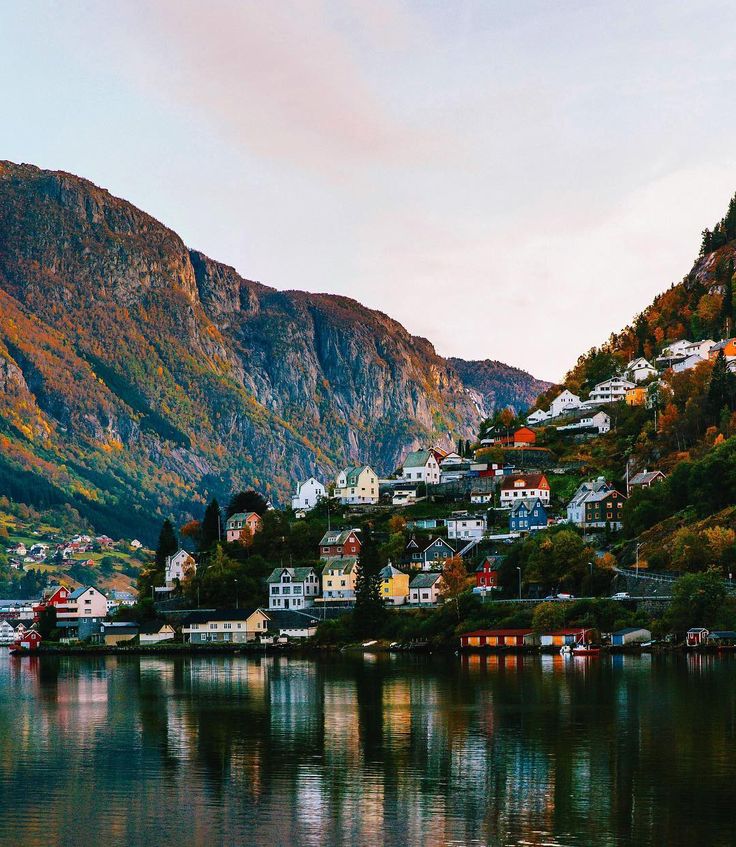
[[68, 586, 103, 600], [510, 497, 545, 515], [379, 564, 407, 579], [320, 557, 359, 574], [612, 627, 650, 635], [475, 556, 503, 572], [266, 566, 317, 584], [410, 572, 444, 588], [260, 609, 321, 632], [586, 488, 626, 504], [183, 608, 260, 625], [423, 537, 455, 553], [629, 470, 665, 486], [500, 473, 547, 490], [339, 465, 373, 486], [402, 449, 434, 469], [138, 620, 173, 635], [226, 511, 260, 525], [319, 528, 360, 547], [710, 338, 736, 352]]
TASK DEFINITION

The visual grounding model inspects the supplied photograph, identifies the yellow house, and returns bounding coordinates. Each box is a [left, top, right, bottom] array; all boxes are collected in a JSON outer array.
[[321, 557, 359, 602], [625, 386, 647, 406], [379, 564, 410, 606]]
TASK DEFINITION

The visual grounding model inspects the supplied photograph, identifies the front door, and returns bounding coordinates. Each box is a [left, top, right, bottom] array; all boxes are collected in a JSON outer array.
[[284, 599, 290, 609]]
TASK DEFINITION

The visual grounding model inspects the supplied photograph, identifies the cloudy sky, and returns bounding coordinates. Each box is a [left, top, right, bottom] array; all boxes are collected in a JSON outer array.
[[3, 1, 736, 381]]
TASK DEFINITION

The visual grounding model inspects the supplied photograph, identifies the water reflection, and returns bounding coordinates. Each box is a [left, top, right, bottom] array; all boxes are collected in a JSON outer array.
[[1, 650, 736, 846]]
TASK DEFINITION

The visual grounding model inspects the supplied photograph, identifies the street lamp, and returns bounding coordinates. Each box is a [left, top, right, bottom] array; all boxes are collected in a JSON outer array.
[[635, 543, 642, 577], [516, 566, 522, 601], [234, 578, 239, 610]]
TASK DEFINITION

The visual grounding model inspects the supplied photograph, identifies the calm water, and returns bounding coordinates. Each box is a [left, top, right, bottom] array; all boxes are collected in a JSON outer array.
[[1, 650, 735, 847]]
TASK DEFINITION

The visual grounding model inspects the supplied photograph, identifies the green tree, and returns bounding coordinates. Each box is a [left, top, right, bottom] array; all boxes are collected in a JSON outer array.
[[666, 572, 727, 632], [154, 519, 178, 572], [706, 351, 736, 422], [532, 601, 566, 633], [227, 490, 269, 518], [352, 529, 385, 637], [37, 606, 58, 640], [200, 498, 222, 550]]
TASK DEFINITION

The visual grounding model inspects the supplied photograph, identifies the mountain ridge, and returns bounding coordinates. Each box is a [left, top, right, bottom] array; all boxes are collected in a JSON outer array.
[[0, 161, 546, 539]]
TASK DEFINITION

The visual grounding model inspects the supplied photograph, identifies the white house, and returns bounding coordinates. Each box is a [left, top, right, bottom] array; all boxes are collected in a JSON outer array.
[[446, 513, 487, 541], [392, 488, 418, 506], [500, 473, 551, 507], [66, 586, 108, 622], [587, 377, 635, 404], [0, 620, 16, 644], [400, 449, 440, 484], [672, 354, 707, 374], [291, 477, 326, 511], [470, 490, 493, 504], [409, 572, 445, 606], [139, 621, 176, 644], [550, 390, 582, 418], [566, 477, 610, 525], [526, 408, 551, 425], [165, 549, 196, 588], [685, 339, 716, 359], [267, 566, 320, 610], [625, 357, 657, 383], [335, 465, 379, 505], [556, 410, 611, 435]]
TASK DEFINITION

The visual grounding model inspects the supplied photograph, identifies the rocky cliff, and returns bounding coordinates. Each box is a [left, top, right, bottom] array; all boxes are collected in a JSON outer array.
[[0, 161, 546, 539]]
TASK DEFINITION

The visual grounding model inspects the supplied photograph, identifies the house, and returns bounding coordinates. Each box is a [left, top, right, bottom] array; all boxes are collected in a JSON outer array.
[[686, 627, 710, 647], [15, 630, 43, 651], [67, 586, 108, 620], [628, 469, 666, 495], [709, 338, 736, 360], [139, 621, 176, 644], [706, 630, 736, 646], [321, 557, 359, 602], [257, 609, 320, 640], [406, 518, 446, 531], [475, 557, 502, 591], [400, 449, 440, 484], [484, 427, 537, 448], [291, 477, 326, 511], [566, 477, 611, 525], [583, 489, 627, 529], [225, 512, 263, 543], [625, 386, 647, 407], [319, 528, 361, 558], [267, 566, 320, 610], [33, 584, 73, 620], [379, 564, 410, 605], [611, 627, 651, 646], [182, 609, 270, 643], [164, 549, 196, 588], [625, 357, 657, 383], [423, 537, 456, 568], [526, 408, 551, 425], [334, 465, 379, 505], [672, 354, 709, 374], [656, 339, 693, 367], [539, 628, 596, 647], [446, 513, 486, 541], [401, 536, 424, 569], [508, 498, 548, 534], [587, 377, 635, 404], [561, 409, 611, 434], [0, 619, 16, 644], [438, 451, 464, 466], [549, 389, 582, 418], [460, 628, 539, 648], [409, 572, 445, 605], [500, 473, 550, 507], [100, 622, 140, 646], [392, 488, 418, 507], [685, 339, 716, 359], [470, 490, 493, 504]]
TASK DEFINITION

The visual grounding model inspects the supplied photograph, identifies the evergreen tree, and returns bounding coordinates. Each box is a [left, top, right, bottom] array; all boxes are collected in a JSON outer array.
[[706, 351, 736, 422], [701, 228, 713, 256], [352, 528, 385, 637], [200, 498, 222, 550], [226, 490, 269, 518], [464, 439, 472, 457], [155, 519, 178, 572], [722, 259, 734, 337]]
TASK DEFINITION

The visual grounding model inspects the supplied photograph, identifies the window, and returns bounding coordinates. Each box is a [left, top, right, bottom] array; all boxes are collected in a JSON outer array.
[[209, 623, 217, 630], [224, 623, 232, 630], [271, 586, 280, 594]]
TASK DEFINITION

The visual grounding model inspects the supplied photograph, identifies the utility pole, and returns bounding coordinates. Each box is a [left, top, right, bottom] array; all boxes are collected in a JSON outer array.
[[516, 566, 522, 601], [636, 543, 642, 577], [235, 578, 239, 610]]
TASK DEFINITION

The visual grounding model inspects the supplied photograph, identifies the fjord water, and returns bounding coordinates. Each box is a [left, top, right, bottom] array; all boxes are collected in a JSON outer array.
[[1, 652, 735, 847]]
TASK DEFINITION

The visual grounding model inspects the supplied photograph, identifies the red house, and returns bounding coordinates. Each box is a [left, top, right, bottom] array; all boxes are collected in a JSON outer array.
[[460, 629, 539, 648], [32, 585, 72, 621], [319, 528, 361, 558], [15, 630, 43, 651], [475, 557, 502, 590]]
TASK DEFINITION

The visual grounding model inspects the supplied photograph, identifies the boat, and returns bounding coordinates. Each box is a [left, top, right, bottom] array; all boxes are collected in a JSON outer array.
[[572, 644, 601, 657]]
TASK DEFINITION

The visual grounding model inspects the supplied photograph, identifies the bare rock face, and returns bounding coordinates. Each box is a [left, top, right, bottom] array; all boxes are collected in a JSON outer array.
[[0, 161, 545, 539]]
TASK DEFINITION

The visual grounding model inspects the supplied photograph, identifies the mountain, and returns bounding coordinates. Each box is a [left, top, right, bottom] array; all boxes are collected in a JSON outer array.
[[447, 358, 551, 417], [0, 161, 544, 540]]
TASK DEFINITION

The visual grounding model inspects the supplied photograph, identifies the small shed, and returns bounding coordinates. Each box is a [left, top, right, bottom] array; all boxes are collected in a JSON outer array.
[[102, 622, 140, 646], [17, 630, 43, 650], [139, 621, 176, 645], [540, 628, 595, 647], [686, 628, 709, 647], [611, 627, 651, 646]]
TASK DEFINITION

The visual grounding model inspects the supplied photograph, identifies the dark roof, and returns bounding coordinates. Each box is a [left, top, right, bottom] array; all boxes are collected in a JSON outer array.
[[103, 623, 139, 634], [182, 608, 258, 625], [138, 620, 172, 635], [410, 572, 444, 588], [262, 609, 321, 632], [462, 629, 533, 637]]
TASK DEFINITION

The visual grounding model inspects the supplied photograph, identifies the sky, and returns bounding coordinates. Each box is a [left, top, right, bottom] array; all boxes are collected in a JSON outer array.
[[3, 1, 736, 382]]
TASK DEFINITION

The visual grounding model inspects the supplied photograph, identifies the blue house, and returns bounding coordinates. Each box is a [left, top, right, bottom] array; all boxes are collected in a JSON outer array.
[[422, 537, 456, 568], [509, 498, 548, 534]]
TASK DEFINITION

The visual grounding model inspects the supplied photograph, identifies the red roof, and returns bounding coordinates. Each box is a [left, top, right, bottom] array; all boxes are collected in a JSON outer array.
[[461, 629, 534, 637], [500, 473, 548, 490], [546, 628, 594, 635]]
